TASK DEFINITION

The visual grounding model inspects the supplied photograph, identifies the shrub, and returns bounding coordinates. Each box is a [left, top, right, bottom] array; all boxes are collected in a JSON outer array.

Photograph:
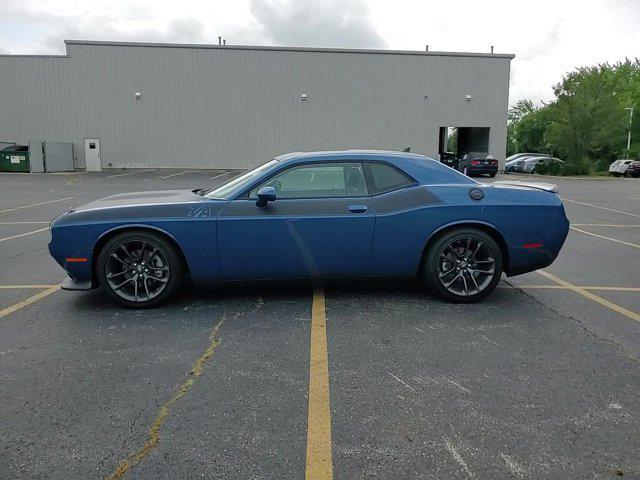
[[534, 160, 590, 176]]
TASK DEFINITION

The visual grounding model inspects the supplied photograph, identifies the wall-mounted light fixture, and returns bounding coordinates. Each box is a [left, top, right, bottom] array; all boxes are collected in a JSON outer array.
[[134, 91, 142, 100], [301, 92, 308, 101], [465, 94, 472, 102]]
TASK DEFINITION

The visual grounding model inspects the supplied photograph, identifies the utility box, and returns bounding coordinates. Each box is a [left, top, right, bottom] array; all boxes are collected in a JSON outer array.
[[44, 142, 74, 172], [0, 145, 30, 172]]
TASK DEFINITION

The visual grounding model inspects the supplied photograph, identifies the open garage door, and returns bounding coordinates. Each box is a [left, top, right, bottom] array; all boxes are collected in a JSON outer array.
[[438, 127, 490, 168]]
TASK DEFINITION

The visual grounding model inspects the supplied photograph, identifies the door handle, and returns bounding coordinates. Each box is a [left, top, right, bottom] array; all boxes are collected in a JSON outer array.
[[348, 204, 367, 213]]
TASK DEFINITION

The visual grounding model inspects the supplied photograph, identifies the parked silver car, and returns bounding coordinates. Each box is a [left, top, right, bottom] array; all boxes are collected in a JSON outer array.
[[609, 159, 636, 177], [504, 153, 549, 172], [515, 156, 564, 174]]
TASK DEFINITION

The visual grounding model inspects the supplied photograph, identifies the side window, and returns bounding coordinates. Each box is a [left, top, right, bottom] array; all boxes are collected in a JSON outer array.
[[249, 163, 368, 199], [365, 163, 415, 195]]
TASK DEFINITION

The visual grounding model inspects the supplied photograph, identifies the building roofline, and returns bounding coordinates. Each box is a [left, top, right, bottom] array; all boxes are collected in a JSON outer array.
[[63, 40, 515, 59]]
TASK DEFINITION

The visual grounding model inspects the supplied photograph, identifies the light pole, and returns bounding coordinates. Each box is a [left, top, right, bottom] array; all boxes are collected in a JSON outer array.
[[626, 107, 634, 154]]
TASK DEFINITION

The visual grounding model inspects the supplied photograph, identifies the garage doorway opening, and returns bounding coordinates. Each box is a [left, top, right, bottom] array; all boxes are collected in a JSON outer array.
[[438, 127, 490, 168]]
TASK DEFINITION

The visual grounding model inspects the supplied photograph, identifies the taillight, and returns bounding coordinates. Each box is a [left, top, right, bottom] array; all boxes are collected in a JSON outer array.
[[471, 160, 480, 166], [491, 160, 498, 165]]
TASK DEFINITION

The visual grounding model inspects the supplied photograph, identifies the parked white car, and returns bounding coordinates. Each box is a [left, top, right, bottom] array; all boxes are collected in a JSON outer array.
[[609, 159, 635, 177]]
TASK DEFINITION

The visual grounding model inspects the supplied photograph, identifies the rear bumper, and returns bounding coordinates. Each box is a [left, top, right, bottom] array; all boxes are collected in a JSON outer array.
[[61, 276, 94, 291], [468, 166, 498, 175]]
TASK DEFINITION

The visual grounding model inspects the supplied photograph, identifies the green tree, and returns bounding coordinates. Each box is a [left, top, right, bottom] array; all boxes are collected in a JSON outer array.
[[510, 59, 640, 173]]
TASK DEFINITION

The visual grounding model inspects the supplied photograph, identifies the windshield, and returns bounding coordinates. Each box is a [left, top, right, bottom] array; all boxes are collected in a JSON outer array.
[[205, 160, 278, 199]]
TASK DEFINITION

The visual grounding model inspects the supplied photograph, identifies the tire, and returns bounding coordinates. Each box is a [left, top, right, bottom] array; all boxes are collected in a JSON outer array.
[[96, 230, 184, 308], [489, 172, 496, 178], [613, 172, 622, 177], [623, 171, 631, 178], [423, 228, 503, 303]]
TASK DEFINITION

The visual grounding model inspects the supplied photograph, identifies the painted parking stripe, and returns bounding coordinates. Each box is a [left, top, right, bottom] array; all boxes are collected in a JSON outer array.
[[0, 285, 60, 319], [0, 197, 75, 214], [562, 198, 640, 218], [537, 270, 640, 322], [0, 221, 50, 225], [0, 284, 58, 289], [0, 227, 49, 242], [209, 171, 230, 180], [570, 226, 640, 249], [107, 170, 154, 178], [161, 170, 191, 179], [306, 288, 333, 480], [514, 285, 640, 292], [571, 224, 640, 228]]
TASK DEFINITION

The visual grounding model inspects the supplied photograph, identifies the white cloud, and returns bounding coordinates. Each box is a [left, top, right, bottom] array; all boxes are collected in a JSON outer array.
[[0, 0, 638, 105]]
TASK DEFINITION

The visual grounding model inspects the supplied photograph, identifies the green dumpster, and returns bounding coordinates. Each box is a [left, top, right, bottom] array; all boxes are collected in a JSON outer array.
[[0, 146, 30, 172]]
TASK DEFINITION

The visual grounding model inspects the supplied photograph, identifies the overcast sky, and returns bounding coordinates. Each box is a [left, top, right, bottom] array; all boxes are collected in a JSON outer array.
[[1, 0, 638, 105]]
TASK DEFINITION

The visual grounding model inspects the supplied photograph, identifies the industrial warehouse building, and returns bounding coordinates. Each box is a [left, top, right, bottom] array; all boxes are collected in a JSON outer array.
[[0, 40, 513, 171]]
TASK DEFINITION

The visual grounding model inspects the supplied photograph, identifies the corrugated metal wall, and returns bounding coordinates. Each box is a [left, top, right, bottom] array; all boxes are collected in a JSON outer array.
[[0, 42, 512, 170]]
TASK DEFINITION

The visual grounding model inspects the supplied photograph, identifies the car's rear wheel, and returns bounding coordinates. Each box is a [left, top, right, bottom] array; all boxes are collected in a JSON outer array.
[[624, 171, 631, 178], [423, 228, 503, 303], [96, 231, 183, 308]]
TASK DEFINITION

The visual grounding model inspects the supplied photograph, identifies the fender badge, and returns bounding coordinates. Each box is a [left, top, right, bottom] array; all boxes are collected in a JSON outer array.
[[469, 188, 485, 201]]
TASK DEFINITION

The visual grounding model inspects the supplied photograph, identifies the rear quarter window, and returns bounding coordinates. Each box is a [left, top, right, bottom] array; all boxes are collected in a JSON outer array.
[[365, 163, 415, 195]]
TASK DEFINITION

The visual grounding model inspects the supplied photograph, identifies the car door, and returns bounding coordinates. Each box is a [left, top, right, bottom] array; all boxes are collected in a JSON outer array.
[[217, 162, 375, 280]]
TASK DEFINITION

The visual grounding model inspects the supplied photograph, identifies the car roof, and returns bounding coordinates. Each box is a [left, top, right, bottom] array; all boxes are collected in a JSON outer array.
[[273, 149, 430, 163], [271, 149, 476, 186]]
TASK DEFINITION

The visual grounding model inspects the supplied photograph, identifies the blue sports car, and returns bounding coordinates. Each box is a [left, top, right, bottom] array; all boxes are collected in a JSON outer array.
[[49, 150, 569, 308]]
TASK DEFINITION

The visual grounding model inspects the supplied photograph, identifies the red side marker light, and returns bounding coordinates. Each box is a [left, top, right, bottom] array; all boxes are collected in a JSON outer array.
[[522, 243, 543, 249], [65, 257, 88, 262]]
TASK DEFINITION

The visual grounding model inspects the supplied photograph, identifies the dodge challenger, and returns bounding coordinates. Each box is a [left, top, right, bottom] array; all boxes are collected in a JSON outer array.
[[48, 150, 570, 308]]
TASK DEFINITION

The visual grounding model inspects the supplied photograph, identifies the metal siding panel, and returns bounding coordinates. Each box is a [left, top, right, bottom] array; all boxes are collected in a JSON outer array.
[[0, 45, 512, 170]]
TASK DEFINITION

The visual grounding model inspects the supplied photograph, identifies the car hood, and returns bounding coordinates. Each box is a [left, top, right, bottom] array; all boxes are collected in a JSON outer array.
[[74, 189, 203, 212]]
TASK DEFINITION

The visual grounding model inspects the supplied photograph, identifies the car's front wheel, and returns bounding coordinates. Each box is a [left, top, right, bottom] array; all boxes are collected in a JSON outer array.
[[423, 228, 503, 303], [96, 230, 183, 308]]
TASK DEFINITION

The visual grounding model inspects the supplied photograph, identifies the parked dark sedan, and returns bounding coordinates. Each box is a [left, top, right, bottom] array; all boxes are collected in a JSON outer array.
[[624, 161, 640, 178], [458, 152, 498, 177]]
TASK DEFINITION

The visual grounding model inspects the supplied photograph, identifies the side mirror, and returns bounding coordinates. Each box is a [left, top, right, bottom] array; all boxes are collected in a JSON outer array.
[[255, 186, 277, 207]]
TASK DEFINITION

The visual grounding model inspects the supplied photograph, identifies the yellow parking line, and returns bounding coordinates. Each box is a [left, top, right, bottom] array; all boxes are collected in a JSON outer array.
[[0, 197, 75, 213], [537, 270, 640, 322], [306, 288, 333, 480], [516, 285, 640, 292], [0, 221, 50, 225], [571, 224, 640, 228], [562, 198, 640, 218], [0, 284, 58, 289], [570, 226, 640, 249], [0, 227, 49, 242], [0, 285, 60, 319]]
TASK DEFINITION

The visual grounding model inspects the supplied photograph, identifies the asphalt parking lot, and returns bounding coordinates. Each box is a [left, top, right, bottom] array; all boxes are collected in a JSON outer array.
[[1, 169, 639, 479]]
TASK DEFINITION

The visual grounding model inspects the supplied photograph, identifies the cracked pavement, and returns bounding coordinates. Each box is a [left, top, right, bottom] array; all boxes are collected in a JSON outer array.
[[1, 171, 639, 479]]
